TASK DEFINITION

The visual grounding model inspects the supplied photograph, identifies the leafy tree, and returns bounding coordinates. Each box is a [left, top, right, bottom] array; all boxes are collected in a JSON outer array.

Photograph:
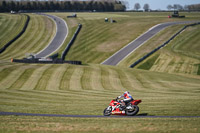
[[167, 4, 173, 10], [173, 4, 178, 10], [134, 3, 141, 11], [176, 4, 183, 10], [49, 1, 55, 10], [10, 1, 16, 10], [0, 0, 126, 12], [143, 3, 150, 11]]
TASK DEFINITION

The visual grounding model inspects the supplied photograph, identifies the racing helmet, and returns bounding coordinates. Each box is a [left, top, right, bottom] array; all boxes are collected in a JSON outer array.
[[124, 91, 129, 96]]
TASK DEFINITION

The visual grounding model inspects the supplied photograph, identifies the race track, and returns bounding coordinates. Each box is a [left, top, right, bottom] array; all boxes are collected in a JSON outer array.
[[101, 21, 198, 66], [1, 112, 200, 118], [35, 14, 68, 58]]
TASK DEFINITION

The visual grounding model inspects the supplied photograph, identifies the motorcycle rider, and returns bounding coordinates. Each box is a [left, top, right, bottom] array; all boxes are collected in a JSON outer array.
[[117, 91, 133, 110]]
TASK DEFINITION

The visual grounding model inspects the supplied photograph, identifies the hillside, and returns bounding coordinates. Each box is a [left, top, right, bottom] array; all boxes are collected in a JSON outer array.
[[0, 12, 200, 132], [126, 22, 200, 75], [0, 13, 56, 60], [52, 12, 200, 64], [0, 14, 27, 50]]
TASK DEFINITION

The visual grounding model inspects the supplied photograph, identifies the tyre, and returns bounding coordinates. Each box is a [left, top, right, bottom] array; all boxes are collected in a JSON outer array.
[[103, 107, 111, 116], [126, 105, 139, 116]]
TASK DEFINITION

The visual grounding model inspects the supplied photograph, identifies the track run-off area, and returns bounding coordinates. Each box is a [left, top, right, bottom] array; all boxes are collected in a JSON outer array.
[[1, 112, 200, 118]]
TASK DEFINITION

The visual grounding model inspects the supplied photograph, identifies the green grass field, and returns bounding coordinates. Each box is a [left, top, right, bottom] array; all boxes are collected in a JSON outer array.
[[0, 13, 56, 60], [50, 12, 200, 64], [0, 116, 200, 133], [129, 23, 200, 75], [0, 13, 27, 50], [0, 12, 200, 132]]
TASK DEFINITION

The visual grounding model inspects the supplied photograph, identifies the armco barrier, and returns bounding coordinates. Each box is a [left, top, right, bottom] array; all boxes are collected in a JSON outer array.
[[12, 58, 81, 65], [0, 14, 30, 54], [61, 24, 82, 60], [130, 22, 200, 68]]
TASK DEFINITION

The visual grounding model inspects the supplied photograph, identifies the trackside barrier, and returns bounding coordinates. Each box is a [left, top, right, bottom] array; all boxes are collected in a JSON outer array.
[[12, 58, 81, 65], [0, 14, 30, 54], [61, 24, 82, 60], [130, 22, 200, 68]]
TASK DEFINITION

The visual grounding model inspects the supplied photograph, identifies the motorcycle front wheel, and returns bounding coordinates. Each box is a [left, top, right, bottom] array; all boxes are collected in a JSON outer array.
[[103, 107, 111, 116], [126, 105, 139, 116]]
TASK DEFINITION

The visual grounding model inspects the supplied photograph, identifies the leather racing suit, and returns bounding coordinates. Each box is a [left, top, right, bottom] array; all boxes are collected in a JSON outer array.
[[118, 91, 133, 105]]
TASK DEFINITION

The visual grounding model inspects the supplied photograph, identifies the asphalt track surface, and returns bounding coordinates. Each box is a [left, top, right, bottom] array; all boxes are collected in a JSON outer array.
[[101, 21, 198, 66], [1, 112, 200, 118], [35, 14, 68, 58]]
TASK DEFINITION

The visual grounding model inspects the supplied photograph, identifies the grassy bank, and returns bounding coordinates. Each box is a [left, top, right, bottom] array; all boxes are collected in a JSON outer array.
[[1, 12, 200, 133], [0, 13, 56, 60], [0, 13, 26, 50], [133, 24, 200, 75], [0, 62, 200, 116], [49, 12, 200, 64]]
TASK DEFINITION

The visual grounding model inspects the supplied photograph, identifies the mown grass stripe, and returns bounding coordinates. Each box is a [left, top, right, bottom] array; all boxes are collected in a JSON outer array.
[[100, 66, 114, 90], [0, 62, 23, 72], [69, 66, 84, 90], [9, 67, 35, 90], [0, 14, 27, 57], [0, 66, 28, 89], [0, 14, 38, 59], [0, 14, 56, 60], [14, 15, 45, 57], [59, 65, 75, 90], [132, 72, 151, 89], [90, 66, 104, 90], [80, 66, 92, 90], [46, 65, 67, 90], [34, 64, 55, 90], [114, 68, 134, 90], [20, 65, 51, 90], [11, 14, 41, 58], [0, 15, 13, 47], [0, 15, 37, 59], [2, 15, 22, 45], [124, 70, 145, 91], [107, 68, 124, 91], [0, 64, 24, 82]]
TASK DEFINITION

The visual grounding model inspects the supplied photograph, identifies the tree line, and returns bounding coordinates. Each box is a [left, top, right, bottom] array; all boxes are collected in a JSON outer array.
[[133, 3, 150, 11], [0, 0, 126, 12], [133, 2, 200, 11], [167, 3, 200, 11]]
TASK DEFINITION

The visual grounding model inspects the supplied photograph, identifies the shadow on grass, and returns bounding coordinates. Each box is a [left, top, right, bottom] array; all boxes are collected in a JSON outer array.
[[136, 113, 153, 116]]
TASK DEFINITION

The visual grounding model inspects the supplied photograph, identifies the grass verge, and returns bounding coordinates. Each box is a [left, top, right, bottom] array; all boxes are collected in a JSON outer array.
[[0, 116, 200, 133], [137, 54, 160, 70]]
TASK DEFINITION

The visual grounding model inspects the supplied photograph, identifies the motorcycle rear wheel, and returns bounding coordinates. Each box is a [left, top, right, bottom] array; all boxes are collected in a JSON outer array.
[[126, 105, 139, 116], [103, 108, 111, 116]]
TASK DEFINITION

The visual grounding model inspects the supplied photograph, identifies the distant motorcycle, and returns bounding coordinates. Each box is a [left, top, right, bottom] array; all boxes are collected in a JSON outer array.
[[103, 98, 142, 116]]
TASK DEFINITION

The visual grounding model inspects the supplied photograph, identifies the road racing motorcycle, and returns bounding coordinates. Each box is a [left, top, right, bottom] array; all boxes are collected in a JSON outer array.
[[103, 98, 142, 116]]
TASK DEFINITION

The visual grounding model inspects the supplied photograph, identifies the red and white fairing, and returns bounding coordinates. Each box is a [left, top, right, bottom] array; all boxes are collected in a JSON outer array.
[[109, 99, 142, 115]]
